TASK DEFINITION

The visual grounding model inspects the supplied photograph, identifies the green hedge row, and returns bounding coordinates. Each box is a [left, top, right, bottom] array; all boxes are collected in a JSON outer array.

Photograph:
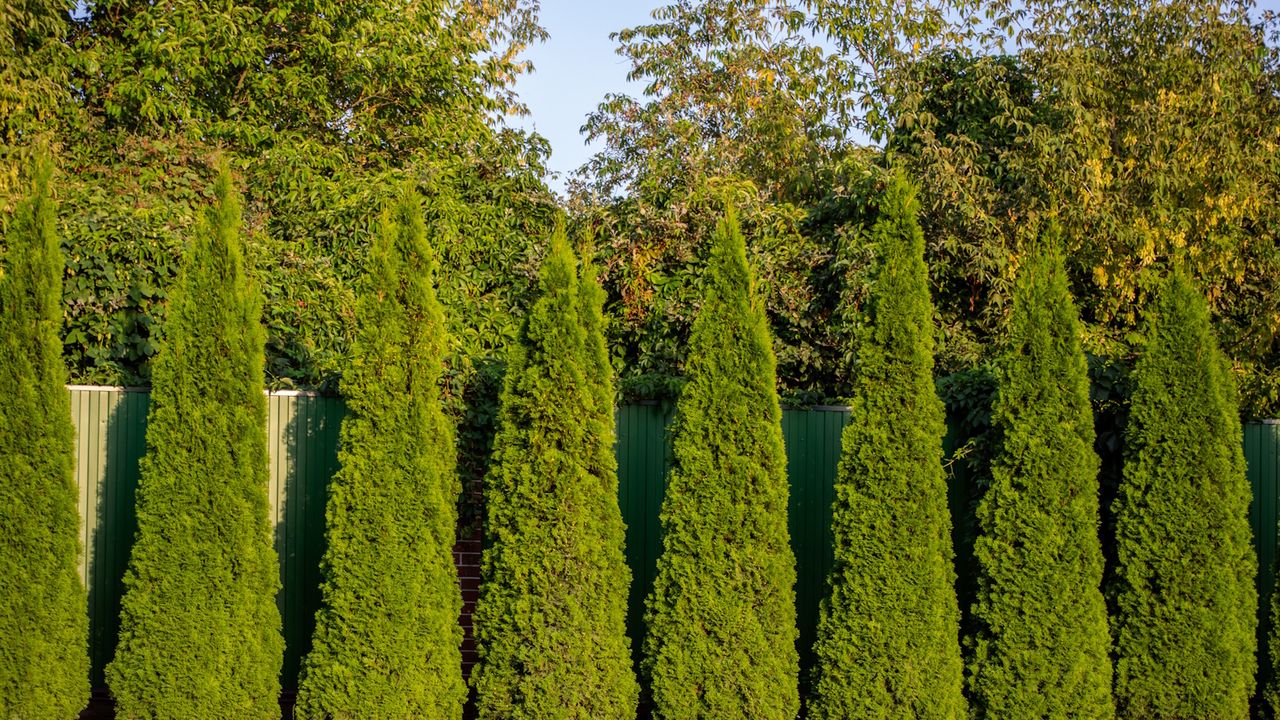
[[1, 162, 1271, 719]]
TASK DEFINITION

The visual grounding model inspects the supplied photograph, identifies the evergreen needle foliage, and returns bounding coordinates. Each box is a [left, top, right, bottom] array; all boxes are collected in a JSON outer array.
[[809, 176, 965, 719], [0, 154, 90, 719], [968, 228, 1115, 719], [471, 226, 638, 719], [1114, 273, 1256, 719], [105, 167, 283, 719], [643, 209, 799, 720], [295, 188, 465, 718], [577, 245, 641, 710]]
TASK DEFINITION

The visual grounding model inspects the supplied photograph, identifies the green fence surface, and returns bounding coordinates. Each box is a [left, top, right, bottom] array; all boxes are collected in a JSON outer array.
[[69, 387, 1280, 693]]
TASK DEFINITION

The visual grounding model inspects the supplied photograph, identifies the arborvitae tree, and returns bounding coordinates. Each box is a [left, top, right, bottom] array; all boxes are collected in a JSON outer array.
[[471, 227, 638, 719], [643, 209, 799, 719], [1114, 272, 1256, 719], [968, 229, 1115, 719], [0, 155, 89, 718], [809, 177, 965, 719], [295, 188, 465, 718], [105, 167, 283, 719], [577, 245, 640, 709]]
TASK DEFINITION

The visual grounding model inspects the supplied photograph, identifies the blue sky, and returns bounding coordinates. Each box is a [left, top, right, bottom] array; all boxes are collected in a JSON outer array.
[[511, 0, 668, 193]]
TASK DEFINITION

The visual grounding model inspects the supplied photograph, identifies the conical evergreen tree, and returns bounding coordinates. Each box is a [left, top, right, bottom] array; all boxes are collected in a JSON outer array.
[[0, 154, 89, 719], [809, 176, 965, 719], [295, 187, 465, 718], [968, 228, 1115, 719], [643, 209, 799, 720], [1114, 272, 1256, 719], [577, 242, 640, 708], [105, 167, 283, 719], [471, 227, 638, 719]]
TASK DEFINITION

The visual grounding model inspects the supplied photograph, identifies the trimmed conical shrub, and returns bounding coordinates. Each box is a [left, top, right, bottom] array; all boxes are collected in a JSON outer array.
[[105, 167, 283, 719], [577, 244, 640, 707], [0, 154, 90, 719], [968, 228, 1115, 719], [643, 209, 799, 719], [1114, 272, 1256, 719], [471, 226, 638, 719], [295, 187, 465, 718], [809, 176, 966, 719]]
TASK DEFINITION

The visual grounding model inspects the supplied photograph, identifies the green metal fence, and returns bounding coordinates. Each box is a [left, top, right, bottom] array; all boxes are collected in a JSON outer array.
[[69, 387, 1280, 693]]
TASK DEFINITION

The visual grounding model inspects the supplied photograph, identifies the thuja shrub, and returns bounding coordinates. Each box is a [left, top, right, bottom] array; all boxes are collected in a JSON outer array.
[[809, 176, 965, 719], [0, 155, 89, 719], [295, 188, 465, 718], [643, 209, 799, 720], [105, 167, 283, 719], [968, 229, 1115, 719], [471, 227, 638, 719], [1114, 272, 1256, 719], [577, 247, 639, 704]]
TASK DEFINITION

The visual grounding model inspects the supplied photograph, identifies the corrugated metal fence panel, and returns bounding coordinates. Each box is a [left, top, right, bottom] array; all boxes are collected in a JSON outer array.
[[1250, 421, 1280, 612], [71, 388, 347, 692], [71, 387, 148, 688], [613, 406, 851, 674], [268, 393, 344, 691], [615, 403, 672, 667], [781, 409, 847, 673]]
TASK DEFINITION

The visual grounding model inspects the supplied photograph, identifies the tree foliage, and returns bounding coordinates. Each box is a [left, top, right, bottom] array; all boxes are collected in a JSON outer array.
[[579, 0, 843, 202], [809, 176, 965, 719], [880, 0, 1280, 414], [105, 168, 283, 719], [75, 0, 543, 155], [471, 227, 638, 719], [0, 0, 74, 200], [295, 188, 465, 718], [643, 209, 799, 719], [39, 0, 558, 394], [1113, 273, 1256, 719], [576, 242, 638, 714], [0, 154, 89, 719], [968, 229, 1114, 719], [572, 1, 874, 401]]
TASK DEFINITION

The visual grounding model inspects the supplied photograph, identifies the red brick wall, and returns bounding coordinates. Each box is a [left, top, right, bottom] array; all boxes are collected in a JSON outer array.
[[454, 526, 483, 678]]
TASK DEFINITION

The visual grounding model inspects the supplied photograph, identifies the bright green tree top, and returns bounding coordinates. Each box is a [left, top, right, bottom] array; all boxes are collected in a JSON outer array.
[[643, 207, 799, 720]]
